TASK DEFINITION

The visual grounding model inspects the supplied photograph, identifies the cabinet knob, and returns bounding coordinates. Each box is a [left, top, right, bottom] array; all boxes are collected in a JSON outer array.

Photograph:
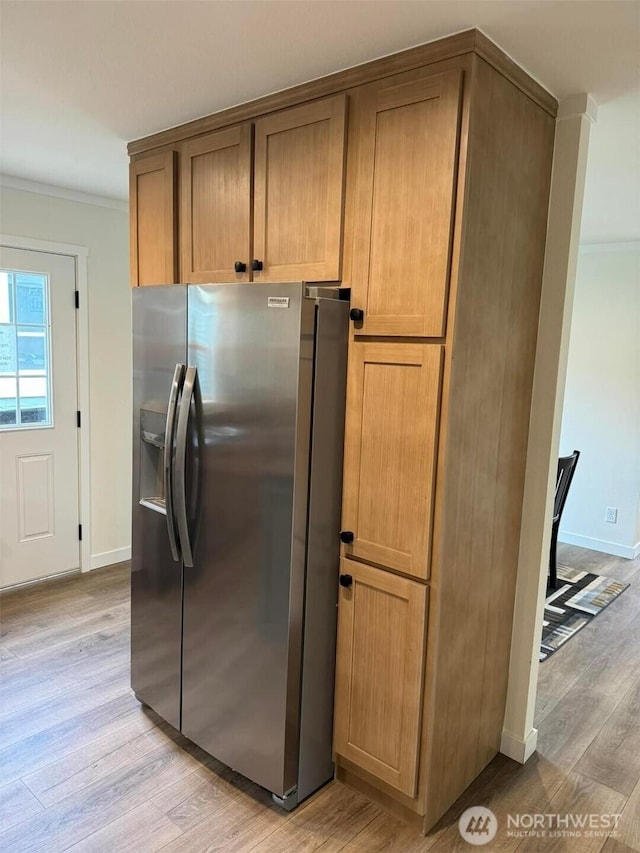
[[339, 574, 353, 588], [250, 259, 263, 272], [234, 261, 247, 273], [349, 308, 364, 322], [340, 530, 354, 544]]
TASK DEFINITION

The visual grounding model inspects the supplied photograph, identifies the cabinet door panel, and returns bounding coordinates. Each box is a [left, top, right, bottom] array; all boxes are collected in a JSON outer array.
[[181, 125, 252, 283], [334, 560, 427, 797], [351, 69, 462, 335], [253, 95, 347, 282], [130, 151, 177, 286], [342, 343, 442, 579]]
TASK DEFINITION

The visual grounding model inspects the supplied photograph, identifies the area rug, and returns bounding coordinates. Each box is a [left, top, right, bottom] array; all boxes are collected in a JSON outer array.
[[540, 566, 629, 661]]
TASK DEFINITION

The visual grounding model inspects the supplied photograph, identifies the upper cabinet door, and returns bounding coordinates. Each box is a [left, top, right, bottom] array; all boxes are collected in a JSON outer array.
[[181, 125, 253, 284], [350, 69, 462, 336], [130, 151, 178, 286], [253, 95, 348, 282], [341, 342, 443, 580]]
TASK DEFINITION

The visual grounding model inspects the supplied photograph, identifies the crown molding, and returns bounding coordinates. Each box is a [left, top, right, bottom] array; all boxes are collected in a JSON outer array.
[[128, 28, 557, 156], [557, 94, 598, 123], [0, 175, 127, 211]]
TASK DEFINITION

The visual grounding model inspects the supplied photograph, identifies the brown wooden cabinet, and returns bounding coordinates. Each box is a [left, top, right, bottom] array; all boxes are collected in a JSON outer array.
[[129, 150, 178, 286], [252, 95, 347, 282], [128, 29, 557, 835], [335, 50, 555, 831], [349, 68, 462, 337], [334, 560, 428, 797], [176, 94, 347, 285], [180, 125, 252, 283], [341, 342, 442, 579]]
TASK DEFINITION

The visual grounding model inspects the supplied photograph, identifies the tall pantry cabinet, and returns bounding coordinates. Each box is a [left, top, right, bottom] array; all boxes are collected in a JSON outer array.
[[336, 51, 555, 831], [128, 30, 557, 833]]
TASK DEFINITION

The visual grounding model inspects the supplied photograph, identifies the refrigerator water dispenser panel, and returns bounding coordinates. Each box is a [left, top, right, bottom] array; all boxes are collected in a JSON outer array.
[[139, 407, 167, 513]]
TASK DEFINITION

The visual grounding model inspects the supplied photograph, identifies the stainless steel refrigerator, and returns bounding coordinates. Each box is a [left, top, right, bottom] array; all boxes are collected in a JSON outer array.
[[131, 282, 349, 809]]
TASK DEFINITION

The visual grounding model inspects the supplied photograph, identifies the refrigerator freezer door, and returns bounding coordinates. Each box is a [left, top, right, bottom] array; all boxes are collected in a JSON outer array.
[[131, 285, 187, 730], [181, 282, 314, 798]]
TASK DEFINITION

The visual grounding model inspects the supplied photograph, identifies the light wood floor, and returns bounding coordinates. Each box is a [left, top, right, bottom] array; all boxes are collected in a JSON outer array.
[[0, 544, 638, 852]]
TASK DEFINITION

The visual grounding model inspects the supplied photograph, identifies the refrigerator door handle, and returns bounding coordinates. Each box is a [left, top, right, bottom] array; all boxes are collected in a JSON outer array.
[[175, 365, 197, 567], [164, 363, 185, 562]]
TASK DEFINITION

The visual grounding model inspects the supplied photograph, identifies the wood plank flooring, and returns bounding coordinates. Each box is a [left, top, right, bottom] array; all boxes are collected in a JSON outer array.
[[0, 545, 638, 851]]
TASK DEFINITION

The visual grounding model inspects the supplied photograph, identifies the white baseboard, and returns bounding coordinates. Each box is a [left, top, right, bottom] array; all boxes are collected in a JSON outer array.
[[559, 532, 640, 560], [89, 547, 132, 571], [500, 728, 538, 764]]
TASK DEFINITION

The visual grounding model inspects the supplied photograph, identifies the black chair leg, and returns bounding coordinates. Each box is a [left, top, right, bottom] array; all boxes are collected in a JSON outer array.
[[548, 523, 559, 591]]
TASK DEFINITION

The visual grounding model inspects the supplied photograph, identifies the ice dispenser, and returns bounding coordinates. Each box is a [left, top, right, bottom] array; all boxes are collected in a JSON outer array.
[[139, 405, 168, 513]]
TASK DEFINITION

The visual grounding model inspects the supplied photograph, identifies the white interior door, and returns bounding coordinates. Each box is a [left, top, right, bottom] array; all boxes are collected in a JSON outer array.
[[0, 247, 80, 588]]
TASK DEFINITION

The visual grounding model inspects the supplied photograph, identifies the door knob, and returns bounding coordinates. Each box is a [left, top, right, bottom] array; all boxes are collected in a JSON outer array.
[[339, 574, 353, 588], [234, 261, 247, 273], [340, 530, 354, 544], [250, 259, 263, 272], [349, 308, 364, 322]]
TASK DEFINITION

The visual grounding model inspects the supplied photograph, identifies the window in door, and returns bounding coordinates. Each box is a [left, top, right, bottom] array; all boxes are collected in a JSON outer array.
[[0, 270, 52, 429]]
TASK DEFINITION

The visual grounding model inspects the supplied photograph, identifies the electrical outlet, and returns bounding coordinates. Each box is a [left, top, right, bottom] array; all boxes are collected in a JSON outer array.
[[605, 507, 618, 524]]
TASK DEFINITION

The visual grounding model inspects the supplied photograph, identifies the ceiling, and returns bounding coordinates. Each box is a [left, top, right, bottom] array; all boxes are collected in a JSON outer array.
[[1, 1, 639, 243]]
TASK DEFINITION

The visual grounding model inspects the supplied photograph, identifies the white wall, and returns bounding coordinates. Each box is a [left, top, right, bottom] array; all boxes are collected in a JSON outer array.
[[0, 183, 131, 567], [559, 243, 640, 558], [501, 99, 594, 763]]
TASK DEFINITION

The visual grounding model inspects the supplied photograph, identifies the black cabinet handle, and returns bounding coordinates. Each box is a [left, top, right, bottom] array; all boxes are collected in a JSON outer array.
[[250, 259, 263, 272], [349, 308, 364, 322], [234, 261, 247, 273], [339, 574, 353, 588], [340, 530, 354, 544]]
